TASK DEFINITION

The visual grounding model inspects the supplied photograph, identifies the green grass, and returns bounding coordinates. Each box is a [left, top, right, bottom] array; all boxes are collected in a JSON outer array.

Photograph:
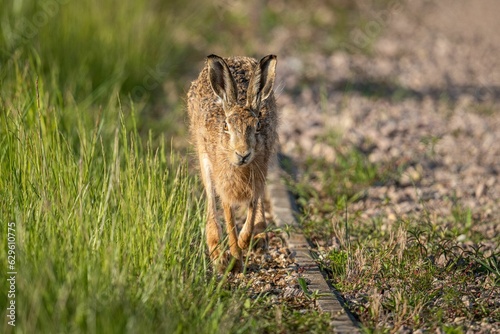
[[0, 61, 242, 332], [291, 130, 499, 332], [0, 0, 218, 149]]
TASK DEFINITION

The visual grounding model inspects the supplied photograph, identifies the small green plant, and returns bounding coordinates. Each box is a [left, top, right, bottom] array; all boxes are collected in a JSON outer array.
[[327, 250, 349, 276], [420, 135, 442, 158]]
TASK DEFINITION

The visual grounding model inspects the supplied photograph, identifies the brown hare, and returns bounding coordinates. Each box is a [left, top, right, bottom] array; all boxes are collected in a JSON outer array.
[[187, 54, 278, 272]]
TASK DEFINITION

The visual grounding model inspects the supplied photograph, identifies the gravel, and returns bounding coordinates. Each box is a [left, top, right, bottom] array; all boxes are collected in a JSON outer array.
[[276, 0, 500, 232]]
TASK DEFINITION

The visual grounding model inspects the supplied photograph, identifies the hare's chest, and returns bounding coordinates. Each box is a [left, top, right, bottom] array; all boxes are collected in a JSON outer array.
[[216, 170, 251, 203], [214, 167, 264, 204]]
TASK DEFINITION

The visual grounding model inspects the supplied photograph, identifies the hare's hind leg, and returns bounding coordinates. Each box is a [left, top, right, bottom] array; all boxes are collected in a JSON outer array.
[[238, 195, 267, 250], [199, 153, 222, 262], [253, 197, 268, 249], [222, 202, 243, 272]]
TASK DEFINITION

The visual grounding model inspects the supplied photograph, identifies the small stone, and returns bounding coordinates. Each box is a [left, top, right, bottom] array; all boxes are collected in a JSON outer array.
[[400, 166, 422, 186], [486, 176, 496, 187], [311, 142, 336, 162], [475, 183, 485, 198], [461, 295, 473, 308], [397, 325, 412, 334]]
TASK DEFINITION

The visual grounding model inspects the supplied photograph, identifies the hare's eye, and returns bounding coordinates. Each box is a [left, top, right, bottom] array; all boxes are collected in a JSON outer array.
[[256, 120, 262, 133], [223, 121, 229, 132]]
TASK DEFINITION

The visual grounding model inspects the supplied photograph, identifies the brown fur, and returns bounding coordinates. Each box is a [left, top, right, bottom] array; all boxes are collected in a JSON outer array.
[[187, 55, 278, 272]]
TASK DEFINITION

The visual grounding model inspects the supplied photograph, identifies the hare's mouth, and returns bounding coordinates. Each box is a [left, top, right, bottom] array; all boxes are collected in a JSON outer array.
[[232, 150, 253, 167]]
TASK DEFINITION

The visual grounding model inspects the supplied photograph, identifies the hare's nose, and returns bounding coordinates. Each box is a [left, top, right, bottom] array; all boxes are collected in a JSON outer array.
[[236, 151, 251, 165]]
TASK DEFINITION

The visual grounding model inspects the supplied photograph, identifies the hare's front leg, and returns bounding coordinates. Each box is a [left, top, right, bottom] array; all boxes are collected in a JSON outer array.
[[238, 195, 267, 250], [222, 202, 243, 272], [199, 153, 222, 262]]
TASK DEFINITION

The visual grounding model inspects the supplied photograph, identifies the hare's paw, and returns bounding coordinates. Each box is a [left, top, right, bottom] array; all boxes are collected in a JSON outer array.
[[237, 233, 251, 250], [252, 220, 268, 251], [238, 232, 268, 251], [227, 254, 243, 273], [213, 251, 243, 274], [252, 232, 268, 251]]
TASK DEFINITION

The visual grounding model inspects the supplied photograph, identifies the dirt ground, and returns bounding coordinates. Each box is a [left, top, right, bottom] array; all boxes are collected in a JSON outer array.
[[277, 0, 500, 234]]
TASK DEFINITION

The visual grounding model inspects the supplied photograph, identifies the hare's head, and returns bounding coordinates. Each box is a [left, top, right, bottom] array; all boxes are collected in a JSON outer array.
[[207, 54, 277, 167]]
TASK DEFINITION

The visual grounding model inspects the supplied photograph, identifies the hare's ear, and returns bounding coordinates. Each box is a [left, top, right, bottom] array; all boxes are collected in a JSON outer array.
[[247, 54, 277, 110], [207, 55, 238, 111]]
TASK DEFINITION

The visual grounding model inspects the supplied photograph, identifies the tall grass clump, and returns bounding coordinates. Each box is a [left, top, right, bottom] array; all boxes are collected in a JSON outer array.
[[0, 0, 231, 144], [0, 50, 248, 332], [0, 0, 207, 100]]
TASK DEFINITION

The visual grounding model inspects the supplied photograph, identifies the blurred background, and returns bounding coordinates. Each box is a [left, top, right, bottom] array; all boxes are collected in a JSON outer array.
[[0, 0, 379, 143], [2, 0, 498, 145]]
